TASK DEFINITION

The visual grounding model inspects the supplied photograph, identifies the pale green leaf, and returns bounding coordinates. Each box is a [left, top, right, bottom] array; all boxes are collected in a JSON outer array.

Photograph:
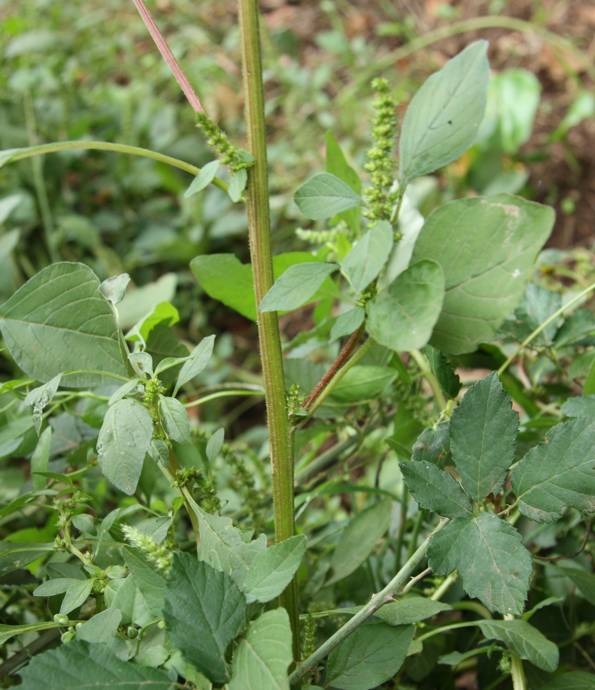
[[366, 260, 445, 352], [0, 621, 62, 646], [478, 619, 559, 672], [260, 262, 337, 313], [206, 428, 225, 463], [330, 307, 365, 342], [174, 334, 215, 395], [76, 608, 122, 643], [123, 547, 167, 616], [561, 395, 595, 418], [399, 41, 490, 183], [100, 273, 130, 305], [243, 535, 307, 603], [31, 426, 52, 491], [294, 172, 360, 220], [60, 578, 93, 614], [184, 160, 219, 198], [330, 365, 396, 404], [341, 221, 393, 293], [228, 168, 247, 202], [375, 596, 451, 626], [553, 566, 595, 605], [326, 132, 361, 233], [400, 460, 472, 518], [158, 395, 192, 443]]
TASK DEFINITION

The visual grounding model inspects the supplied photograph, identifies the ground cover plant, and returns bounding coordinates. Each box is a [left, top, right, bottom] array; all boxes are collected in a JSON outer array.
[[0, 1, 594, 689]]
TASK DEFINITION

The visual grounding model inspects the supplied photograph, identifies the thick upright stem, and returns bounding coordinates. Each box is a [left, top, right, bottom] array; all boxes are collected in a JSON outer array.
[[238, 0, 299, 648]]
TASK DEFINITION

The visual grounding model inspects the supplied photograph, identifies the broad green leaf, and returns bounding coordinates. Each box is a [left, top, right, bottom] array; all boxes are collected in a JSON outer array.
[[174, 334, 215, 394], [243, 535, 307, 603], [191, 252, 336, 321], [0, 262, 128, 387], [412, 194, 554, 353], [294, 172, 360, 220], [553, 565, 595, 605], [184, 160, 219, 198], [330, 365, 396, 404], [449, 373, 518, 499], [34, 577, 82, 596], [340, 221, 393, 293], [375, 596, 451, 625], [31, 426, 52, 491], [123, 547, 167, 616], [428, 513, 532, 615], [228, 608, 292, 690], [366, 260, 445, 352], [478, 619, 559, 672], [159, 396, 191, 443], [105, 575, 152, 627], [329, 499, 392, 583], [330, 307, 365, 342], [539, 672, 595, 690], [60, 578, 93, 614], [511, 417, 595, 522], [400, 460, 472, 518], [0, 621, 62, 645], [325, 623, 414, 690], [97, 399, 154, 495], [76, 607, 122, 643], [561, 395, 595, 418], [326, 132, 362, 233], [260, 262, 338, 313], [18, 640, 173, 690], [399, 41, 490, 183], [164, 553, 246, 683]]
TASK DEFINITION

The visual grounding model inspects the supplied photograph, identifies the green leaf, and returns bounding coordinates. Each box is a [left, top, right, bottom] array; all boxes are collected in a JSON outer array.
[[561, 395, 595, 418], [243, 535, 307, 603], [174, 334, 215, 395], [184, 160, 219, 198], [329, 499, 392, 584], [366, 260, 445, 352], [375, 596, 451, 625], [0, 262, 128, 387], [24, 374, 62, 433], [424, 346, 461, 399], [340, 221, 393, 293], [412, 194, 554, 354], [97, 399, 154, 495], [31, 426, 52, 491], [228, 168, 248, 203], [478, 619, 559, 672], [18, 640, 173, 690], [400, 460, 472, 518], [34, 577, 82, 596], [326, 132, 362, 233], [260, 262, 338, 313], [158, 396, 191, 443], [164, 553, 246, 683], [449, 373, 518, 499], [553, 565, 595, 605], [412, 422, 451, 466], [325, 623, 414, 690], [539, 672, 595, 690], [330, 365, 396, 404], [123, 547, 167, 616], [511, 417, 595, 522], [60, 578, 93, 614], [228, 608, 292, 690], [399, 41, 490, 183], [428, 513, 532, 615], [294, 172, 360, 220], [76, 607, 122, 643], [206, 428, 225, 463], [330, 307, 365, 342], [0, 621, 62, 646]]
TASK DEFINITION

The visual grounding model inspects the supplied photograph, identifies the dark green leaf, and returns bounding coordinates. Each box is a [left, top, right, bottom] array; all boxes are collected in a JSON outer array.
[[478, 619, 559, 672], [243, 535, 307, 603], [400, 460, 472, 518]]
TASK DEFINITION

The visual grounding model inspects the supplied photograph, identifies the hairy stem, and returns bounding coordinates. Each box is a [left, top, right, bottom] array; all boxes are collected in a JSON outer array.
[[290, 519, 447, 685], [238, 0, 299, 649]]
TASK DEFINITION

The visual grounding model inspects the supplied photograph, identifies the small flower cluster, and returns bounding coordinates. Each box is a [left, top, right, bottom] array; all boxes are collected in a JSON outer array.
[[175, 467, 221, 514], [296, 221, 353, 260], [363, 78, 398, 224], [122, 524, 172, 573], [196, 112, 254, 172]]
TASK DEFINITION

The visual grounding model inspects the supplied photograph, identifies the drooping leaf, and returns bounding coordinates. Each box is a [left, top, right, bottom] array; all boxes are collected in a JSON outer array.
[[511, 417, 595, 522], [0, 262, 128, 387], [400, 460, 472, 518], [60, 578, 93, 615], [294, 172, 360, 221], [243, 535, 307, 603], [375, 596, 451, 626], [340, 221, 393, 293], [96, 399, 154, 495], [228, 168, 248, 203], [228, 608, 292, 690], [478, 619, 559, 672], [366, 259, 445, 352], [428, 513, 532, 615], [174, 334, 215, 394], [449, 373, 518, 499], [412, 194, 554, 353], [329, 499, 392, 584], [18, 641, 173, 690], [164, 553, 246, 683], [325, 623, 414, 690], [260, 262, 338, 313], [399, 41, 490, 183]]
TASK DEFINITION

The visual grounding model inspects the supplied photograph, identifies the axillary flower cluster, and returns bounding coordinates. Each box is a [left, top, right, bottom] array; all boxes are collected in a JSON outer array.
[[196, 111, 254, 172]]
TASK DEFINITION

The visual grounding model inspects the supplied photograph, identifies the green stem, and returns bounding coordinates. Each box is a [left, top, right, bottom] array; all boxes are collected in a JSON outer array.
[[289, 519, 447, 685], [184, 385, 264, 408], [510, 652, 527, 690], [237, 0, 299, 649], [0, 140, 228, 192]]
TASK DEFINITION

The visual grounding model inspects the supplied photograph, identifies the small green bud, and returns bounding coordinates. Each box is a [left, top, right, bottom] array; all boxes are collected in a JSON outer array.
[[53, 613, 69, 626], [61, 630, 75, 643]]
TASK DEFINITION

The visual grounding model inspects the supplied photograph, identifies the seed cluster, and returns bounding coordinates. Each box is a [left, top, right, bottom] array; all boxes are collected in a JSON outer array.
[[196, 112, 253, 172], [122, 524, 173, 573]]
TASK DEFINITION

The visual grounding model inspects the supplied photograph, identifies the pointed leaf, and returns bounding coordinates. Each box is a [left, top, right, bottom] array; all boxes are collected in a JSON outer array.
[[260, 262, 337, 313], [375, 596, 451, 626], [400, 460, 472, 518], [174, 334, 215, 395], [243, 535, 307, 603], [341, 221, 393, 293], [158, 395, 192, 443], [478, 619, 559, 672], [184, 160, 219, 198], [294, 172, 360, 220]]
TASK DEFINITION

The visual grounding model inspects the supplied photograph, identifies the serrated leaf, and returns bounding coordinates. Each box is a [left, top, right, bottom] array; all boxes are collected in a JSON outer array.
[[340, 221, 393, 293], [243, 535, 307, 603], [164, 554, 246, 683], [560, 395, 595, 418], [399, 41, 490, 183], [174, 334, 215, 395], [158, 396, 191, 443], [184, 160, 219, 198], [400, 460, 471, 518], [325, 623, 414, 690], [511, 417, 595, 522], [329, 499, 392, 584], [260, 262, 337, 312], [449, 373, 518, 499], [330, 307, 365, 342], [478, 619, 559, 672], [412, 194, 554, 354], [97, 399, 154, 495], [228, 608, 292, 690], [375, 596, 451, 626], [294, 172, 360, 220], [0, 262, 128, 387], [366, 259, 445, 352], [428, 513, 532, 615], [18, 640, 173, 690]]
